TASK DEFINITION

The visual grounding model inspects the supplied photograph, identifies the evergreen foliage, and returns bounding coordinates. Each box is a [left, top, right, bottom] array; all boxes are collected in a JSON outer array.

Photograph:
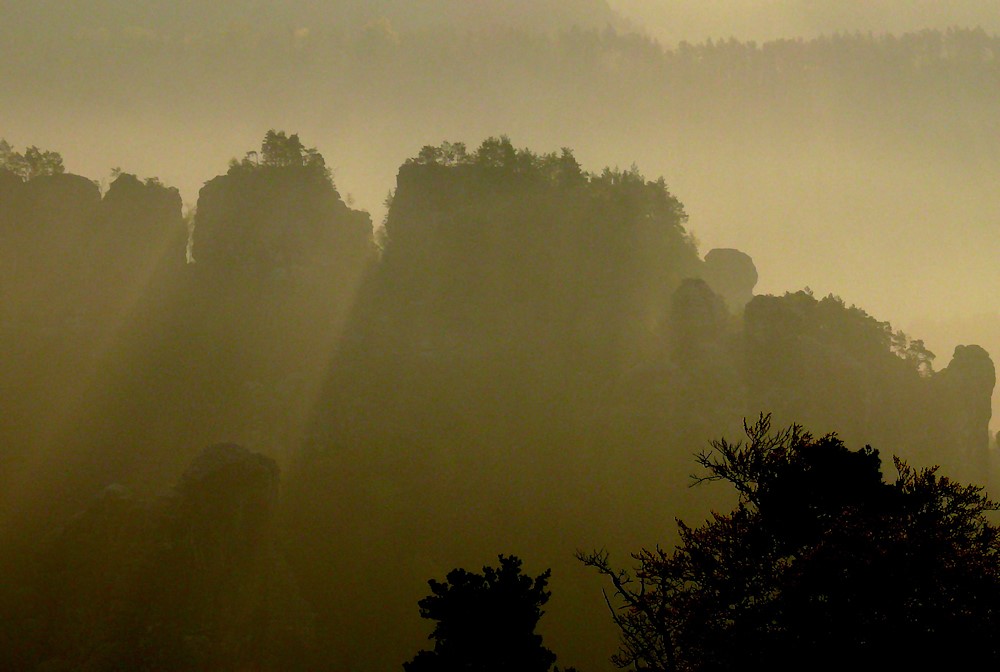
[[0, 139, 65, 180], [405, 555, 558, 672]]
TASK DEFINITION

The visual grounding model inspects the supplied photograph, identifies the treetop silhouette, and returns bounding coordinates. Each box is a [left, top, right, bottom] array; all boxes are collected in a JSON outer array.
[[228, 130, 330, 180], [581, 414, 1000, 670], [0, 139, 65, 181], [405, 555, 559, 672]]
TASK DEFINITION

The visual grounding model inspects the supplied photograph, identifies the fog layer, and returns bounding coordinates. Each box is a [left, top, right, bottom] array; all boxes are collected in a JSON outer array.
[[1, 2, 999, 670]]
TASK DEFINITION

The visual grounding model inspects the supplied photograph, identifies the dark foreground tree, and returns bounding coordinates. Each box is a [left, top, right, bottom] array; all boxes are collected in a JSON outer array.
[[405, 555, 559, 672], [580, 414, 1000, 671]]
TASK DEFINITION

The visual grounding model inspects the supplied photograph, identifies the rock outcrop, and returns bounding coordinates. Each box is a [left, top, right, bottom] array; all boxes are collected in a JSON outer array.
[[932, 345, 996, 482], [702, 247, 758, 314], [22, 445, 316, 672]]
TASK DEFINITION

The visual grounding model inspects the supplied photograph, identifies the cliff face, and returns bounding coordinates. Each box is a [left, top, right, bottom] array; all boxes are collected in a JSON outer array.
[[194, 165, 372, 284], [932, 345, 996, 481], [357, 153, 700, 364], [191, 162, 374, 370], [185, 161, 376, 459], [89, 173, 186, 294], [0, 173, 101, 326], [0, 170, 183, 368], [0, 173, 185, 508]]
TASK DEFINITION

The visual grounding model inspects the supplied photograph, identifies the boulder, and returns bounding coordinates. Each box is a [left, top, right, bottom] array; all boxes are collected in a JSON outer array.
[[703, 248, 758, 313]]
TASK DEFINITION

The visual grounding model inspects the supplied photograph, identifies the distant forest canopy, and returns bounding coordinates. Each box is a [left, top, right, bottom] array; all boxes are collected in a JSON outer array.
[[9, 23, 1000, 107], [1, 0, 623, 42], [609, 0, 1000, 43], [0, 132, 995, 670], [7, 20, 1000, 145], [7, 0, 1000, 44]]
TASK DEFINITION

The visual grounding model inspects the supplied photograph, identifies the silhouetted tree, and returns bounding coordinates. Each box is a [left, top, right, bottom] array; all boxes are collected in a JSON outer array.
[[581, 414, 1000, 671], [0, 139, 65, 180], [405, 555, 559, 672], [472, 135, 518, 169], [261, 130, 306, 167], [227, 130, 329, 178]]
